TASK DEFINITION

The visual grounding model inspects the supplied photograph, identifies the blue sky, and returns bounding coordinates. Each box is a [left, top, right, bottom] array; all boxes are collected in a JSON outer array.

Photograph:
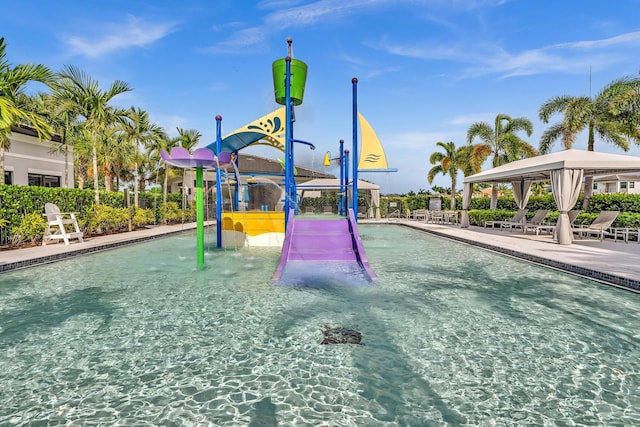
[[3, 0, 640, 194]]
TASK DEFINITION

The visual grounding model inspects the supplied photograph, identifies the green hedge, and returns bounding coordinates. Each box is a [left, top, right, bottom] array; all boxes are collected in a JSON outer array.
[[466, 209, 640, 229], [0, 185, 188, 245]]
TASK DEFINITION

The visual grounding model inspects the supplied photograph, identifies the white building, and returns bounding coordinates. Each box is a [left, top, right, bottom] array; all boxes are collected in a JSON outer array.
[[592, 174, 640, 195], [3, 126, 73, 187]]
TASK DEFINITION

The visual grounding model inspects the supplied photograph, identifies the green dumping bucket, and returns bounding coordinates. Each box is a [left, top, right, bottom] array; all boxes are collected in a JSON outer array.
[[272, 58, 308, 106]]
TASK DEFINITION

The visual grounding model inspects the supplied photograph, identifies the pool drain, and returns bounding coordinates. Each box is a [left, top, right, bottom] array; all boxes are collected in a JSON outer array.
[[321, 327, 363, 345]]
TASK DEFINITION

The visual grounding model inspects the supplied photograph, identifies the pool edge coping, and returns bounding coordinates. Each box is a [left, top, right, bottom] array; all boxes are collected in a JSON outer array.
[[0, 229, 188, 273]]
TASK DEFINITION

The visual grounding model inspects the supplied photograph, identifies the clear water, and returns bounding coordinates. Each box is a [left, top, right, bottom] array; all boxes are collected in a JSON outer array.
[[1, 226, 639, 426]]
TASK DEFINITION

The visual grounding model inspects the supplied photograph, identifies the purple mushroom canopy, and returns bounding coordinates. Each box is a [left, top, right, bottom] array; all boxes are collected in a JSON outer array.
[[160, 147, 232, 170]]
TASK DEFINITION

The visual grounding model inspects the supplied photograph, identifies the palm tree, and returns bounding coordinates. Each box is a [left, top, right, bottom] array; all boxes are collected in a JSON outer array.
[[22, 91, 80, 188], [428, 141, 473, 210], [467, 114, 536, 209], [122, 107, 165, 208], [53, 65, 131, 204], [175, 127, 202, 203], [0, 37, 54, 184], [146, 131, 179, 216], [539, 75, 640, 207]]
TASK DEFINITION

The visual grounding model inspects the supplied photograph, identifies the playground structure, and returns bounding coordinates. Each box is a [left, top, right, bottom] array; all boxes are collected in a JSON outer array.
[[160, 39, 394, 282]]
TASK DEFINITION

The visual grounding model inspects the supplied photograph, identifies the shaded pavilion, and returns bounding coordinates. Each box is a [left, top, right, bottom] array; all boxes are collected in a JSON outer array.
[[461, 149, 640, 245]]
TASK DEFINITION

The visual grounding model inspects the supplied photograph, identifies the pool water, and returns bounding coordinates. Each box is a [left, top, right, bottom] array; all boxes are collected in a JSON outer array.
[[1, 225, 639, 425]]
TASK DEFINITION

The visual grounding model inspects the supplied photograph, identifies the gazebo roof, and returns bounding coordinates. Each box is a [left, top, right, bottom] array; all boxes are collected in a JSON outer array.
[[464, 149, 640, 184]]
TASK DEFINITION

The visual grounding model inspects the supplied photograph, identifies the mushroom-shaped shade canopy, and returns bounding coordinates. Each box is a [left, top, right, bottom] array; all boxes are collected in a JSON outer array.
[[160, 147, 232, 170]]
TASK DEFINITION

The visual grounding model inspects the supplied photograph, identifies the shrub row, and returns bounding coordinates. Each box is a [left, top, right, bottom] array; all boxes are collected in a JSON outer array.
[[466, 209, 640, 229], [382, 193, 640, 216], [0, 185, 188, 246]]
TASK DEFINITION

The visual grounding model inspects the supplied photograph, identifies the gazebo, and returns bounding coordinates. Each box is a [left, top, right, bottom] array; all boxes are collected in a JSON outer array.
[[296, 178, 381, 219], [461, 149, 640, 245]]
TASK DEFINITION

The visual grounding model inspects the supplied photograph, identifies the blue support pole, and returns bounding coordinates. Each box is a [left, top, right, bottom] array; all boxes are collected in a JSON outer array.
[[344, 149, 350, 212], [215, 115, 223, 248], [233, 157, 239, 211], [284, 56, 292, 227], [352, 77, 359, 222]]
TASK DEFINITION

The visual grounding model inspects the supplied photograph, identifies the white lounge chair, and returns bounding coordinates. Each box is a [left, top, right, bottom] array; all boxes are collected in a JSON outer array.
[[528, 210, 581, 236], [42, 203, 84, 245], [504, 209, 549, 231], [572, 210, 620, 241], [484, 209, 528, 229]]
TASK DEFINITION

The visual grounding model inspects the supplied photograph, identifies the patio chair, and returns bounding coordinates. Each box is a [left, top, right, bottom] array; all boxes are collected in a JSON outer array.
[[528, 210, 581, 236], [409, 209, 427, 221], [504, 209, 549, 231], [42, 203, 84, 246], [484, 209, 528, 229], [572, 210, 620, 241]]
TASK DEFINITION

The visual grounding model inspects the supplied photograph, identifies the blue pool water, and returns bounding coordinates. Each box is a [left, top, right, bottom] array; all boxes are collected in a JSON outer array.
[[1, 225, 639, 425]]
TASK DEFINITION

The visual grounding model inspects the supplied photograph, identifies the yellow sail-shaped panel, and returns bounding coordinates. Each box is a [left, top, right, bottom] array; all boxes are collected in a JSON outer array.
[[358, 112, 389, 170]]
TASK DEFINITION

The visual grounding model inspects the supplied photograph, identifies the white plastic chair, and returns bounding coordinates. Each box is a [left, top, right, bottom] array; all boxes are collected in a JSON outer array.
[[42, 203, 84, 245]]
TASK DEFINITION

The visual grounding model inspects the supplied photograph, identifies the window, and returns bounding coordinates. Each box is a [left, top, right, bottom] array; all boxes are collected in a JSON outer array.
[[4, 171, 12, 185], [28, 173, 61, 187], [593, 183, 598, 190], [621, 182, 628, 189], [631, 182, 636, 189]]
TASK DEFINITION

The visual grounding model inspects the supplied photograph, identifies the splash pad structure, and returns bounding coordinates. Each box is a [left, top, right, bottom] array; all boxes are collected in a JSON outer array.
[[160, 39, 381, 283]]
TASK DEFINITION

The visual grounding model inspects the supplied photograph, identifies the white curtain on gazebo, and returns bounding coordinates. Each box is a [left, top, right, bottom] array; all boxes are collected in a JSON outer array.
[[511, 180, 532, 209], [551, 169, 583, 245], [370, 188, 381, 219]]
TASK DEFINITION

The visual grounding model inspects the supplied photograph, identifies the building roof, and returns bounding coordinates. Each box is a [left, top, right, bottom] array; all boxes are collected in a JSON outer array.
[[593, 173, 640, 182], [11, 125, 62, 143], [235, 153, 334, 179]]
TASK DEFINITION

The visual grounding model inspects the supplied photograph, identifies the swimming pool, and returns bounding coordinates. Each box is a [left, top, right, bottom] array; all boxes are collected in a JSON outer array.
[[1, 225, 639, 425]]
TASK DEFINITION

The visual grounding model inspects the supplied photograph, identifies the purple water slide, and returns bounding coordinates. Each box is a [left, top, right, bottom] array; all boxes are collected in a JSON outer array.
[[272, 209, 377, 283]]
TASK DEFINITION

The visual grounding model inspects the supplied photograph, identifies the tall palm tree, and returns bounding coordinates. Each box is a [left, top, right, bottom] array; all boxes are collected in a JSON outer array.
[[22, 91, 80, 188], [0, 37, 54, 184], [122, 107, 165, 208], [467, 114, 536, 209], [175, 127, 202, 202], [539, 75, 640, 207], [428, 141, 473, 210], [146, 131, 178, 214], [53, 65, 131, 204]]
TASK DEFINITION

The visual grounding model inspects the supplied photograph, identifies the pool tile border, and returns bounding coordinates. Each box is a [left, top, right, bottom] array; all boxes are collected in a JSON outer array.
[[397, 222, 640, 293]]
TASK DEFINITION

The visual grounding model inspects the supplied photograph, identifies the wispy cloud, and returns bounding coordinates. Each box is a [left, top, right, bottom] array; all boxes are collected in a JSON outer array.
[[370, 30, 640, 79], [62, 16, 176, 58], [205, 0, 398, 54]]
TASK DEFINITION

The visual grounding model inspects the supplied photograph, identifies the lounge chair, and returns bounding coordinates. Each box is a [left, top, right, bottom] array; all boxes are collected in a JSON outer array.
[[528, 210, 581, 236], [42, 203, 84, 245], [503, 209, 549, 231], [409, 209, 427, 221], [484, 209, 528, 229], [572, 210, 620, 241]]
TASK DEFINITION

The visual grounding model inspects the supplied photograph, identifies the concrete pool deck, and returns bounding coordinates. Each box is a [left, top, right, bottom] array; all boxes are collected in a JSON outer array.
[[1, 219, 639, 293]]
